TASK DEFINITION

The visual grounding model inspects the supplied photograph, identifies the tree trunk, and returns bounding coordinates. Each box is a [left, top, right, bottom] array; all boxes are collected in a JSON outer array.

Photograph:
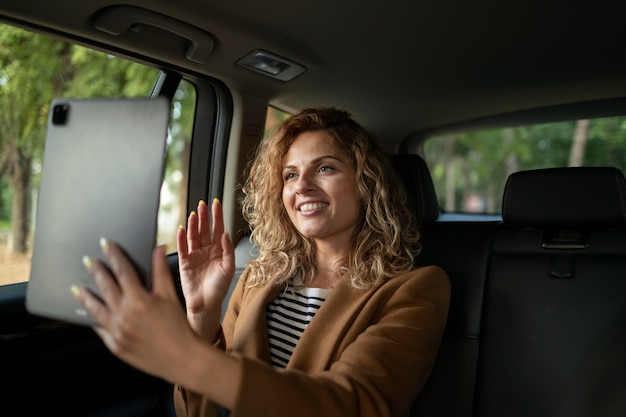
[[569, 119, 590, 167], [503, 128, 519, 177], [8, 146, 32, 254]]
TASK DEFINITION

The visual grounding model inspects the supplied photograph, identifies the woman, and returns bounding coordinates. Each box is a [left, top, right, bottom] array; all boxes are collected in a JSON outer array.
[[73, 107, 450, 417]]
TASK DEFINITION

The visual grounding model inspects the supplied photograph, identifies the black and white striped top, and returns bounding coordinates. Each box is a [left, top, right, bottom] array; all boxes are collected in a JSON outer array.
[[265, 279, 330, 368]]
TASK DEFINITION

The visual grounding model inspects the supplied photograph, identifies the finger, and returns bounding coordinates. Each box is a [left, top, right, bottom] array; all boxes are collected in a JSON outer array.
[[176, 224, 189, 258], [99, 237, 145, 295], [186, 211, 200, 251], [151, 244, 178, 299], [71, 284, 110, 327], [221, 231, 236, 277], [197, 200, 211, 246], [83, 254, 122, 306], [211, 198, 225, 246]]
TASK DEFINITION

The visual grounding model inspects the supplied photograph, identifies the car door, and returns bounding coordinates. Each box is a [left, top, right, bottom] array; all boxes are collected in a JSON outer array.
[[0, 23, 232, 416]]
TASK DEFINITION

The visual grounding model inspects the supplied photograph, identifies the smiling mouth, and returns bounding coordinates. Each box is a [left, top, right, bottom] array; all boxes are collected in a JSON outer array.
[[299, 202, 329, 211]]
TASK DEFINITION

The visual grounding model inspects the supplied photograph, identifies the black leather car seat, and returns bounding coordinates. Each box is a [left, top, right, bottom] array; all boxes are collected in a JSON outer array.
[[393, 154, 499, 417], [474, 167, 626, 417]]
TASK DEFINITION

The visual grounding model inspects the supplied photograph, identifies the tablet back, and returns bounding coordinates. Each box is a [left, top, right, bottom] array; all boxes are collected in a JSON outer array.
[[26, 97, 170, 326]]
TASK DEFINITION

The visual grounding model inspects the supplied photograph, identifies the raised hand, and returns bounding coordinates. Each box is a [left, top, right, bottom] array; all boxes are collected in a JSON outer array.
[[177, 199, 235, 337]]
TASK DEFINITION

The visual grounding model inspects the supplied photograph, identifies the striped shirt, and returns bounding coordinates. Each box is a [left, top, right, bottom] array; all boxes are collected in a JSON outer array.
[[265, 279, 330, 368]]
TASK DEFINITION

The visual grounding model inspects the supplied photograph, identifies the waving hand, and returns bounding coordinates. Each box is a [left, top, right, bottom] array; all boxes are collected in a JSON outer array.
[[177, 199, 235, 337]]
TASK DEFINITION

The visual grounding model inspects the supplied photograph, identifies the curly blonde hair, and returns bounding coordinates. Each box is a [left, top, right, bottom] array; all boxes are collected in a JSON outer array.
[[240, 107, 419, 289]]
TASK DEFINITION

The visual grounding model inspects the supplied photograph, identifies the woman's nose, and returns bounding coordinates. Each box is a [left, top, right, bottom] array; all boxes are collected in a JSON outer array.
[[295, 172, 315, 193]]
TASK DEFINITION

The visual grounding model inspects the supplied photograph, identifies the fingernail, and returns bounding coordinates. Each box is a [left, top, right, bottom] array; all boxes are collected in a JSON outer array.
[[213, 198, 220, 204], [178, 224, 185, 230], [99, 237, 109, 250], [82, 255, 93, 269], [190, 211, 197, 217], [199, 200, 207, 206], [70, 285, 80, 299]]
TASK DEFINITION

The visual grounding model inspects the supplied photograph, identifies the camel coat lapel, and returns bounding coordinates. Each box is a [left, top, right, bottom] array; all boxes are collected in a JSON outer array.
[[288, 278, 378, 371]]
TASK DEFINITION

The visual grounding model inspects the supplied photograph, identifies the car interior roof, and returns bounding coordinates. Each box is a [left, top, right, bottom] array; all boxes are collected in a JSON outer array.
[[1, 0, 626, 152]]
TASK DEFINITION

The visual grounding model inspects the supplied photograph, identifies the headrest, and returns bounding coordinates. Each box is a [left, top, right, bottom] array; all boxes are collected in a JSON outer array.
[[502, 167, 626, 228], [391, 154, 440, 225]]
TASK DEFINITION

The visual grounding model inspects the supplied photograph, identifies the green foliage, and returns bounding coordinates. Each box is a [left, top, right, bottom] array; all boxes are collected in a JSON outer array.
[[588, 116, 626, 167], [517, 122, 577, 169], [0, 26, 67, 159], [424, 117, 626, 214], [65, 46, 158, 97], [0, 24, 160, 164], [0, 176, 10, 221], [0, 220, 10, 231], [0, 23, 163, 248]]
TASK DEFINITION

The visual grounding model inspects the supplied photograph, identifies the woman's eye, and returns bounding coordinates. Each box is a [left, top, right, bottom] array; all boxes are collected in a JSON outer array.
[[284, 172, 296, 181], [319, 165, 333, 173]]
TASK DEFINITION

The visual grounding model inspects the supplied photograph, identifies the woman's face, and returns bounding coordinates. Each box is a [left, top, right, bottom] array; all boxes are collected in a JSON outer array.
[[281, 131, 361, 249]]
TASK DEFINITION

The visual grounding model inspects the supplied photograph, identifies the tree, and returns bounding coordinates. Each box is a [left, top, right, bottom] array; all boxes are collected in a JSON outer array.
[[569, 119, 590, 167], [0, 27, 69, 253], [64, 46, 157, 97], [587, 116, 626, 168], [0, 24, 160, 254]]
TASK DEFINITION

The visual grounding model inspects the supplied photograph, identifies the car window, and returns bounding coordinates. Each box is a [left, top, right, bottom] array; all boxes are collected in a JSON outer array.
[[158, 80, 196, 253], [265, 105, 291, 136], [421, 116, 626, 216], [0, 24, 194, 285]]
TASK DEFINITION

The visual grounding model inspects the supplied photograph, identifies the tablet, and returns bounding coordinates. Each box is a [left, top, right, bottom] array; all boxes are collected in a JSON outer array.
[[26, 97, 170, 326]]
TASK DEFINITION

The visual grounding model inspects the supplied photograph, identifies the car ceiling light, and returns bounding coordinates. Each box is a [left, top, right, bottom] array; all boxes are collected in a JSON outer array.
[[237, 50, 306, 81]]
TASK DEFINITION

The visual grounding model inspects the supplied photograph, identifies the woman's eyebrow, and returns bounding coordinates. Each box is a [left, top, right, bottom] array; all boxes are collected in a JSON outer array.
[[283, 154, 344, 170], [311, 154, 343, 164]]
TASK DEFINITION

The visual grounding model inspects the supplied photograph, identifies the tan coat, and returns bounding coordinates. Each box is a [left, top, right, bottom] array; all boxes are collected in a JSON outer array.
[[175, 265, 450, 417]]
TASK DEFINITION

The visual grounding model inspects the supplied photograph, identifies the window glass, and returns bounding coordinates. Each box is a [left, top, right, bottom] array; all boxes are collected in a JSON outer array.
[[0, 24, 194, 285], [265, 106, 291, 137], [158, 80, 195, 253], [422, 117, 626, 215]]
